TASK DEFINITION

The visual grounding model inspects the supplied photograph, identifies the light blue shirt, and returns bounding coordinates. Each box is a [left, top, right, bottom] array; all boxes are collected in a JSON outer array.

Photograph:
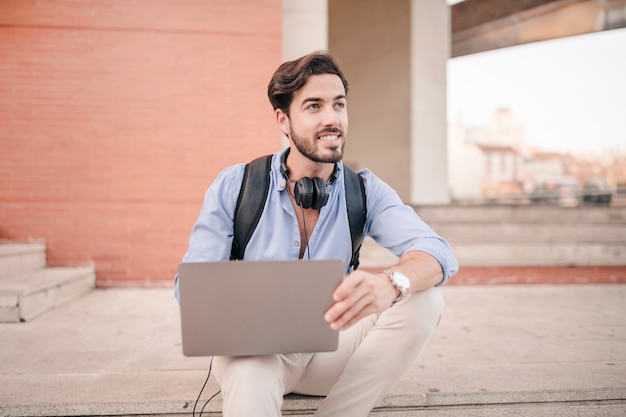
[[175, 149, 458, 300]]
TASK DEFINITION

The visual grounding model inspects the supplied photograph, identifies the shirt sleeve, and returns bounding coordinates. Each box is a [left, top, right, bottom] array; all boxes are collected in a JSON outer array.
[[174, 164, 245, 301], [361, 169, 459, 286]]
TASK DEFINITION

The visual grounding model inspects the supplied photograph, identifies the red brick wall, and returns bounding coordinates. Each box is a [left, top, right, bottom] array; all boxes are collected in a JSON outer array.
[[0, 0, 282, 286]]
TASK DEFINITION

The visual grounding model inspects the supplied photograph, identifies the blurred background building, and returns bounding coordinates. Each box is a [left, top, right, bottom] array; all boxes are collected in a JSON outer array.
[[448, 107, 625, 205]]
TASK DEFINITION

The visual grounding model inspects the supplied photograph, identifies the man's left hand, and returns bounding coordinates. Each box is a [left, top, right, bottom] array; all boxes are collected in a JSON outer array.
[[324, 270, 398, 331]]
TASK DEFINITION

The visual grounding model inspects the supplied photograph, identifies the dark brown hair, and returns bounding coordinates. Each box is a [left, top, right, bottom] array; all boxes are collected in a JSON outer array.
[[267, 51, 349, 115]]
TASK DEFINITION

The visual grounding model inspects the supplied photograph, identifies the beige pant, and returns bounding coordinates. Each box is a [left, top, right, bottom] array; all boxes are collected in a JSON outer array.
[[213, 286, 444, 417]]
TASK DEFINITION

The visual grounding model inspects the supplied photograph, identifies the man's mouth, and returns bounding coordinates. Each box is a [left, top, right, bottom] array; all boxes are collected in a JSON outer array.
[[318, 130, 341, 141]]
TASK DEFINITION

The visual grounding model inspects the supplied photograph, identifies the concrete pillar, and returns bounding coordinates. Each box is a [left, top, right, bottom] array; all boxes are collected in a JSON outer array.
[[281, 1, 328, 147], [410, 0, 451, 204], [282, 0, 328, 60], [328, 0, 412, 200]]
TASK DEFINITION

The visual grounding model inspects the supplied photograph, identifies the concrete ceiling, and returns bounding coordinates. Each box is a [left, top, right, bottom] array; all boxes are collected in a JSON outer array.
[[451, 0, 626, 57]]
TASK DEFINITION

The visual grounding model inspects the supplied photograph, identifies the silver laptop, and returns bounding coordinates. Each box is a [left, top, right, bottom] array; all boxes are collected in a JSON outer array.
[[178, 259, 343, 357]]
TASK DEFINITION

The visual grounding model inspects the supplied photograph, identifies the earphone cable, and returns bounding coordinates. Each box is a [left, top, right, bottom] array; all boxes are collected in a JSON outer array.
[[193, 356, 221, 417], [288, 180, 311, 260], [300, 204, 311, 260], [198, 388, 221, 417]]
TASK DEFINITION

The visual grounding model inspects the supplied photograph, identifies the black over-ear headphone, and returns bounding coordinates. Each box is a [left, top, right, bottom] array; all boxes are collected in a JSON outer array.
[[280, 150, 338, 210]]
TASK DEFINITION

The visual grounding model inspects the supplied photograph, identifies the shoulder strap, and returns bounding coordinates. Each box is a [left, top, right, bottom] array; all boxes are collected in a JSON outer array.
[[343, 166, 367, 270], [230, 155, 272, 260], [230, 156, 367, 269]]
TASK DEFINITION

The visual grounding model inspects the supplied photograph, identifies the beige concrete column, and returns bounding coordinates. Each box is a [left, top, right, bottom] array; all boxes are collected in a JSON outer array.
[[282, 0, 328, 61], [281, 1, 329, 147], [410, 0, 451, 204], [328, 0, 412, 200]]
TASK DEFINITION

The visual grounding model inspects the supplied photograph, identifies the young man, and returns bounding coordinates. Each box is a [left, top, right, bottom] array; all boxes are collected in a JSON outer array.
[[176, 51, 458, 417]]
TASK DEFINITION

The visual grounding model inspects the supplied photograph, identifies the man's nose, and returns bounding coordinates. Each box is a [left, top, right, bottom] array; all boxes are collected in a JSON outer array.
[[322, 105, 339, 126]]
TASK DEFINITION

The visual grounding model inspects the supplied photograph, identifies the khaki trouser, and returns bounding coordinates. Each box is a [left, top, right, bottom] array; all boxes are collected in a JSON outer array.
[[213, 286, 445, 417]]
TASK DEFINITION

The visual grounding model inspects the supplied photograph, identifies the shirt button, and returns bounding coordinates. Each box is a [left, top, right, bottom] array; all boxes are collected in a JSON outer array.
[[293, 241, 299, 247]]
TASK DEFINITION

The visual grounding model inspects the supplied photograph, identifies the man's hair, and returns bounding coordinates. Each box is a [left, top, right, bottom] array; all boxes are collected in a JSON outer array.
[[267, 51, 349, 116]]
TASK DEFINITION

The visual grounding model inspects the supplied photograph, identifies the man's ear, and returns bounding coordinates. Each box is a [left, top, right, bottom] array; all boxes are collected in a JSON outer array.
[[275, 109, 290, 137]]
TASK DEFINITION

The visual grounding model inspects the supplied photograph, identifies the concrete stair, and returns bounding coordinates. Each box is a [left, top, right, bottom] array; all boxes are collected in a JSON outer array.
[[0, 242, 96, 322], [360, 205, 626, 269]]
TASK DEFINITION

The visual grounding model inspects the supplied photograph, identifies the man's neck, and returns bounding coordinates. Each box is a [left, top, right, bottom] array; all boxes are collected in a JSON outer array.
[[284, 148, 336, 181]]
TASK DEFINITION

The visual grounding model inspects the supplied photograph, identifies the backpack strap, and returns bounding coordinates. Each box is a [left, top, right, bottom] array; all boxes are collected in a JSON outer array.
[[230, 155, 272, 260], [343, 166, 367, 270], [230, 155, 367, 270]]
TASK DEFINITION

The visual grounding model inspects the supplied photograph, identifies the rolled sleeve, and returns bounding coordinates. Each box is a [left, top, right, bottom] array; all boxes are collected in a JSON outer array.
[[361, 169, 458, 285]]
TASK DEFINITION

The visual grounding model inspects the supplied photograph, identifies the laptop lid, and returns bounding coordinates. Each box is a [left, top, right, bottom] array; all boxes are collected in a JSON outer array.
[[178, 259, 343, 357]]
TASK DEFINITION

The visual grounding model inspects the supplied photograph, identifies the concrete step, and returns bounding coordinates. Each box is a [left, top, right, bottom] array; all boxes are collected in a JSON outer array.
[[357, 205, 626, 269], [289, 402, 626, 416], [175, 395, 625, 417], [429, 222, 626, 243], [0, 266, 96, 322], [0, 242, 46, 278], [0, 242, 96, 322], [414, 205, 626, 224], [360, 238, 626, 269], [451, 241, 626, 267]]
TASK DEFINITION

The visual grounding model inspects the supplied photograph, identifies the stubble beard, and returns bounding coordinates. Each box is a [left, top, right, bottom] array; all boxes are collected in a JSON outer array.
[[289, 123, 345, 164]]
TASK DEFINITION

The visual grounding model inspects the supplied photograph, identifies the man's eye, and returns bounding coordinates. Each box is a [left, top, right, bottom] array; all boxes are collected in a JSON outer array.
[[335, 102, 346, 109], [307, 103, 320, 110]]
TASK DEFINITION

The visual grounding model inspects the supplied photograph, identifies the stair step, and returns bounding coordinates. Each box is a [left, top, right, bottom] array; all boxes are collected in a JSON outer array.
[[415, 205, 626, 224], [451, 242, 626, 266], [429, 222, 626, 243], [359, 238, 626, 269], [357, 205, 626, 269], [0, 242, 46, 278], [0, 267, 96, 322]]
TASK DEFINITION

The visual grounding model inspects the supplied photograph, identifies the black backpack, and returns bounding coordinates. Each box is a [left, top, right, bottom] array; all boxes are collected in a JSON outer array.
[[229, 155, 367, 270]]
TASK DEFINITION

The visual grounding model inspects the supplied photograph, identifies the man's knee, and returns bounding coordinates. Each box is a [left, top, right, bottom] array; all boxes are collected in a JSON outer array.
[[214, 355, 284, 391], [397, 286, 445, 343], [213, 355, 285, 416]]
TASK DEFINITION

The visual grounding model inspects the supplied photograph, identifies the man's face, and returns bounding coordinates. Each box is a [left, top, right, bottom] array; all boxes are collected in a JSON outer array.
[[280, 73, 348, 164]]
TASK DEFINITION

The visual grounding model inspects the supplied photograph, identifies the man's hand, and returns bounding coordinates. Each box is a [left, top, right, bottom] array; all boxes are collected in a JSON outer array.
[[323, 251, 444, 331], [324, 269, 399, 331]]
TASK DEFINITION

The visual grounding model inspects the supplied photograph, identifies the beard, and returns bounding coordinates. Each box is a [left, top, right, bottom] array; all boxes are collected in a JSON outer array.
[[289, 121, 345, 164]]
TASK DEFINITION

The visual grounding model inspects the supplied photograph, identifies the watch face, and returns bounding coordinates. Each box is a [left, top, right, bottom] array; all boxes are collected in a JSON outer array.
[[393, 272, 410, 290]]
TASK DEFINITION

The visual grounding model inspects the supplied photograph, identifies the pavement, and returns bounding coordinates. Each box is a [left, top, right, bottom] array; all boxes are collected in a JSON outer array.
[[1, 283, 625, 417]]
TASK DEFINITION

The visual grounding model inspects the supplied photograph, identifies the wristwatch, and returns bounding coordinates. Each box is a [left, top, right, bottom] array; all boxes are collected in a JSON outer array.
[[382, 269, 411, 304]]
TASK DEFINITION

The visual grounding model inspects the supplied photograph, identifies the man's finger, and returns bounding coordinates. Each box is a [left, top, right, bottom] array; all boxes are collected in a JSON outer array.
[[332, 272, 362, 301], [328, 291, 373, 330], [325, 277, 368, 325]]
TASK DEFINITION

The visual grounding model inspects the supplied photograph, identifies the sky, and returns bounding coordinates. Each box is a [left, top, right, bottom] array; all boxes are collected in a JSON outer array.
[[447, 27, 626, 156]]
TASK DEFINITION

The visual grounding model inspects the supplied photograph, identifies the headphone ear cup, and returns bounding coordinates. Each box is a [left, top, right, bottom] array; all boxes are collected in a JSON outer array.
[[310, 177, 328, 210], [294, 177, 314, 209]]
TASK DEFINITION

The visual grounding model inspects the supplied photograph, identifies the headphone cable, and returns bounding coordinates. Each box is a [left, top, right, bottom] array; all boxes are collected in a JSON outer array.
[[300, 204, 311, 260], [288, 181, 311, 260], [193, 356, 221, 417]]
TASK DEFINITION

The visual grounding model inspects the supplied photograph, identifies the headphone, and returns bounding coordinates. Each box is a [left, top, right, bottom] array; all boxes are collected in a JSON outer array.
[[280, 150, 338, 210]]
